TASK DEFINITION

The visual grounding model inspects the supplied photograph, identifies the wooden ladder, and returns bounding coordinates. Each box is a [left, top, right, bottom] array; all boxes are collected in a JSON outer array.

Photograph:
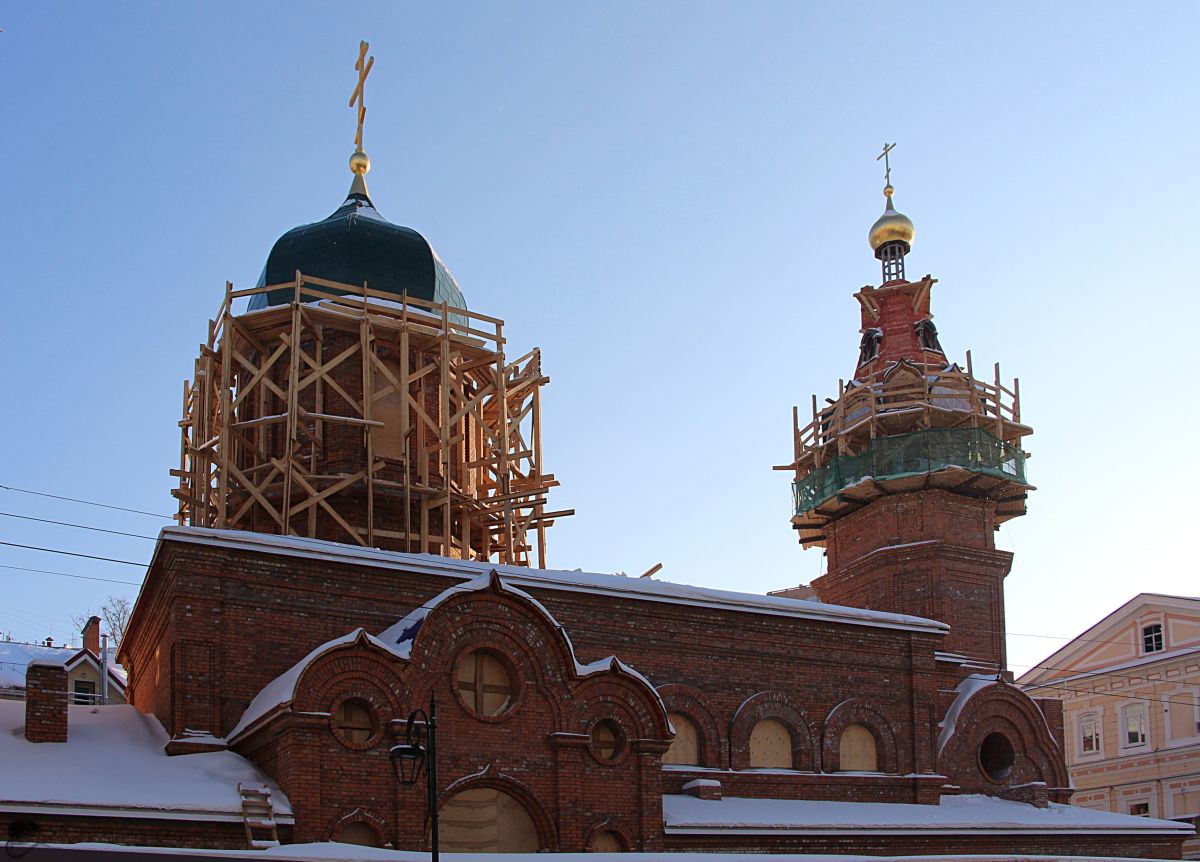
[[238, 783, 280, 850]]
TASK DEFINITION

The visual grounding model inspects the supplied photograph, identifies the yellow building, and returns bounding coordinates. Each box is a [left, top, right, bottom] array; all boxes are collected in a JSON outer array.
[[1019, 593, 1200, 858]]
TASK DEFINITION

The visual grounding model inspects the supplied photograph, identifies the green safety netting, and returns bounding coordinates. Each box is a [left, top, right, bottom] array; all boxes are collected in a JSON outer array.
[[793, 427, 1026, 515]]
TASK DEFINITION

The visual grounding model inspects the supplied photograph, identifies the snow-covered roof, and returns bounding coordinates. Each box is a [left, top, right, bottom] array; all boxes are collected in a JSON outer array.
[[936, 673, 999, 754], [153, 526, 948, 635], [0, 641, 126, 691], [0, 700, 292, 822], [662, 793, 1192, 835], [230, 572, 666, 743], [228, 627, 403, 742]]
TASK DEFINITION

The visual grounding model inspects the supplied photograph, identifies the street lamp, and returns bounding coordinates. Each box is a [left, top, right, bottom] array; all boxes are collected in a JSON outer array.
[[390, 695, 439, 862]]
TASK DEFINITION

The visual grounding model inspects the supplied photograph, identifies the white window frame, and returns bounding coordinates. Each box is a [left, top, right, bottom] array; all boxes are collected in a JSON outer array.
[[1120, 701, 1150, 751], [1076, 709, 1104, 761], [1141, 621, 1165, 655]]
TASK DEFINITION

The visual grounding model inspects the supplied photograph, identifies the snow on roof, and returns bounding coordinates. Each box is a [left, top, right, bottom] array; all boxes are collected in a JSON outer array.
[[662, 793, 1193, 835], [155, 526, 948, 635], [0, 641, 71, 687], [936, 673, 999, 754], [0, 640, 128, 691], [232, 572, 667, 743], [0, 700, 291, 821], [228, 628, 404, 742]]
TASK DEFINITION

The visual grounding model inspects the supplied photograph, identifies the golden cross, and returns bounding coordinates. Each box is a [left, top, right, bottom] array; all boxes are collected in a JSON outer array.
[[876, 142, 896, 188], [348, 41, 375, 151]]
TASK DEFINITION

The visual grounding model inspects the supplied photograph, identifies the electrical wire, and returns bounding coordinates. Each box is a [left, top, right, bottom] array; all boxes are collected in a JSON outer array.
[[0, 540, 145, 567], [0, 563, 142, 586], [0, 483, 171, 519], [0, 511, 156, 541]]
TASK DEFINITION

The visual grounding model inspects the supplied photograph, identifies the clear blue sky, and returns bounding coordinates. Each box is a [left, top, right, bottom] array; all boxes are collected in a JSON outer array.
[[1, 3, 1196, 678]]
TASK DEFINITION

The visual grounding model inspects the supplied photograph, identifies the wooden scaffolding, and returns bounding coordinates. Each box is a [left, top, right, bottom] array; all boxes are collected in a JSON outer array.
[[776, 354, 1033, 547], [173, 273, 571, 566]]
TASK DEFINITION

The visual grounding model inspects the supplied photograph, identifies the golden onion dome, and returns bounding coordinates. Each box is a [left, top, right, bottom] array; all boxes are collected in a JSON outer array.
[[868, 185, 915, 252]]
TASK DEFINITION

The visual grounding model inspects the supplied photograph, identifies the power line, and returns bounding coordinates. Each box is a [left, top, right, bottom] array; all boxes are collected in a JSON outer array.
[[0, 511, 156, 541], [0, 541, 145, 567], [0, 563, 142, 587], [0, 483, 171, 520]]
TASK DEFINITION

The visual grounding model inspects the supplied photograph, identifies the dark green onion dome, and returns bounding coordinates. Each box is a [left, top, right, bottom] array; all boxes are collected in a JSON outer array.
[[248, 190, 467, 312]]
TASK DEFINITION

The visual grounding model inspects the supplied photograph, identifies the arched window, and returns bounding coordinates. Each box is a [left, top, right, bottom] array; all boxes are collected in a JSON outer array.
[[457, 650, 514, 717], [588, 830, 625, 852], [838, 723, 878, 771], [439, 787, 539, 853], [334, 699, 376, 745], [748, 719, 792, 769], [335, 821, 382, 847], [663, 713, 700, 766]]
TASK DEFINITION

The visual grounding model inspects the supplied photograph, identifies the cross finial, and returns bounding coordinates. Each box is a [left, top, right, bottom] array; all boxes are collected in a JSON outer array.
[[876, 142, 896, 191], [348, 41, 375, 153]]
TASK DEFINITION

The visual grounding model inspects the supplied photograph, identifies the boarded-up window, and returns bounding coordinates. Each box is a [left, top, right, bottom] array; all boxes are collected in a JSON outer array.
[[663, 713, 700, 766], [591, 720, 623, 761], [336, 822, 382, 847], [335, 699, 376, 744], [748, 719, 792, 769], [439, 787, 538, 853], [457, 650, 514, 717], [839, 723, 878, 771], [588, 830, 624, 852]]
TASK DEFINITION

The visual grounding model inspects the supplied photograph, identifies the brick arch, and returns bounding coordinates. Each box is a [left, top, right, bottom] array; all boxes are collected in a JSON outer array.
[[575, 670, 672, 742], [291, 634, 406, 720], [404, 586, 585, 727], [657, 684, 723, 768], [821, 699, 899, 774], [437, 768, 558, 851], [406, 615, 564, 726], [328, 807, 390, 846], [730, 691, 816, 771], [582, 818, 634, 852], [938, 682, 1069, 793]]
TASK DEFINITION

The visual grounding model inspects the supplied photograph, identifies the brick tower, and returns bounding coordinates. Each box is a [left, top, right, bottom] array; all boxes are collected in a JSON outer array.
[[778, 149, 1032, 674]]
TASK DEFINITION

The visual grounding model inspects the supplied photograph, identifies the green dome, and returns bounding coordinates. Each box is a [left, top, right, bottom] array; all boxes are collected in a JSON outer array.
[[249, 191, 466, 312]]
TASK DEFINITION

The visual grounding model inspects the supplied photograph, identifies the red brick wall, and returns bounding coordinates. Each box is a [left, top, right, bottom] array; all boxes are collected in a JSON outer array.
[[25, 663, 67, 743], [815, 491, 1011, 671], [117, 534, 1088, 855]]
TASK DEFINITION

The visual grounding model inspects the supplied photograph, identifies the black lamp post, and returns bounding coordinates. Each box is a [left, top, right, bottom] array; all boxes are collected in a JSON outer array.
[[390, 695, 439, 862]]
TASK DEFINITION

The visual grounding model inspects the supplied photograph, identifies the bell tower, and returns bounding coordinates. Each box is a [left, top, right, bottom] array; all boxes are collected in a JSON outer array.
[[778, 147, 1032, 673], [172, 43, 570, 566]]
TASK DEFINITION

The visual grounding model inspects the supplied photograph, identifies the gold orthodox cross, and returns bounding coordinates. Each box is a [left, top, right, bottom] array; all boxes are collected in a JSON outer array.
[[876, 142, 895, 188], [348, 41, 375, 151]]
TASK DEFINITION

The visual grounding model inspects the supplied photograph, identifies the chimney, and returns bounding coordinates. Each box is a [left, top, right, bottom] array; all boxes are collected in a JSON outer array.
[[25, 661, 68, 743], [82, 615, 101, 656]]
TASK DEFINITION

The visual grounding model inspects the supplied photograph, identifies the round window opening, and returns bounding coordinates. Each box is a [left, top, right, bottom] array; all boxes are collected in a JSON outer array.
[[979, 732, 1015, 781], [591, 719, 625, 762], [334, 698, 378, 746], [456, 649, 515, 718]]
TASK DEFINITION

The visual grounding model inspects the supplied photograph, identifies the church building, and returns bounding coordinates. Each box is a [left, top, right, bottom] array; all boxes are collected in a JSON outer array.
[[1, 46, 1192, 859]]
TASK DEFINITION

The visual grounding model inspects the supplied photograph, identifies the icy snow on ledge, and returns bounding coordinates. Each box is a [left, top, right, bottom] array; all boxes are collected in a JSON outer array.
[[0, 701, 291, 820], [154, 526, 948, 635], [662, 793, 1192, 835]]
